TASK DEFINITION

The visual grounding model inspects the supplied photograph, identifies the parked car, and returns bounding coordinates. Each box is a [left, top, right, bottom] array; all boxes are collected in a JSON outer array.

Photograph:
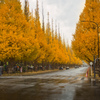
[[66, 67, 69, 70], [59, 67, 63, 70], [75, 66, 79, 68]]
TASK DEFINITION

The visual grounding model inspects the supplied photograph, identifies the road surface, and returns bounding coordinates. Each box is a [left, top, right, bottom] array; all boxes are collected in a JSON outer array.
[[0, 67, 100, 100]]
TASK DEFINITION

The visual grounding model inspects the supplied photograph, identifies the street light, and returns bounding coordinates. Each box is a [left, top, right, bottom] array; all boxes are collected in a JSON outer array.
[[81, 21, 100, 85], [81, 21, 99, 58]]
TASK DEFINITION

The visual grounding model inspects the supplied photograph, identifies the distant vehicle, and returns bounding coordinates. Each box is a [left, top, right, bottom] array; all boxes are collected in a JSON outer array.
[[59, 67, 63, 70], [75, 66, 79, 68], [66, 67, 69, 70]]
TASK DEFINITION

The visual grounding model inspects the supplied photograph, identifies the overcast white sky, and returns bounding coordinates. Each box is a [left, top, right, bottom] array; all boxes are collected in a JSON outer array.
[[20, 0, 86, 46]]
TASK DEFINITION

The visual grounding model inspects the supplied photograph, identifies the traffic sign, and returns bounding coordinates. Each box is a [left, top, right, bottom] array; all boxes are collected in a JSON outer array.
[[90, 62, 93, 66]]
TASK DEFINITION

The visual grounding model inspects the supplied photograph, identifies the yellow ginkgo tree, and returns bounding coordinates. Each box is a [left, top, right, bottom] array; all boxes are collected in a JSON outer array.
[[72, 0, 100, 63]]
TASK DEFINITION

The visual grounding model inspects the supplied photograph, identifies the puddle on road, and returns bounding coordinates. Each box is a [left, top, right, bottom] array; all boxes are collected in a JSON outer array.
[[0, 77, 79, 100], [73, 84, 100, 100], [0, 75, 100, 100]]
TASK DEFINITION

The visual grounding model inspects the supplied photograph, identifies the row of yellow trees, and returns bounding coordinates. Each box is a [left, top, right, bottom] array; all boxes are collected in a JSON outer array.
[[72, 0, 100, 63], [0, 0, 82, 68]]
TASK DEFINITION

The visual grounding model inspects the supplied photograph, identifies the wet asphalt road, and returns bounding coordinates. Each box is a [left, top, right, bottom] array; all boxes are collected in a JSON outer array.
[[0, 67, 100, 100]]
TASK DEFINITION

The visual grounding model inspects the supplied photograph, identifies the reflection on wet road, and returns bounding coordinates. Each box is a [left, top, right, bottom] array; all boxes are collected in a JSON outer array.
[[0, 67, 100, 100]]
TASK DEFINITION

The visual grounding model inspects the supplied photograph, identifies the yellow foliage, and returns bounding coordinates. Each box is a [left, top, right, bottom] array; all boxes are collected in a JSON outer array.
[[0, 0, 82, 66], [72, 0, 100, 63]]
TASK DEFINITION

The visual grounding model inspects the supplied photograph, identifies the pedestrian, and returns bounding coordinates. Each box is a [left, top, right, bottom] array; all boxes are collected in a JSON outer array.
[[20, 67, 22, 73], [0, 66, 2, 76], [17, 65, 19, 71]]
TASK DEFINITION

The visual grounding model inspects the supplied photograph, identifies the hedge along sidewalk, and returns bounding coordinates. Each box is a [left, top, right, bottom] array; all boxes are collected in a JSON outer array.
[[2, 69, 60, 76]]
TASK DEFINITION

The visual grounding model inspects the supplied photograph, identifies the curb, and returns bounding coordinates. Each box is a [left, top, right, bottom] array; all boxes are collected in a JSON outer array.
[[1, 69, 60, 77]]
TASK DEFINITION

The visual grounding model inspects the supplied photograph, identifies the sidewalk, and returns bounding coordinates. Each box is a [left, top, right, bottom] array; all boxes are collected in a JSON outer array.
[[2, 69, 60, 76], [87, 67, 100, 83]]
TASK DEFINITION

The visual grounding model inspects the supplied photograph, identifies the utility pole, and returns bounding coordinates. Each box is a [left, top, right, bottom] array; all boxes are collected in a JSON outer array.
[[81, 20, 100, 86]]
